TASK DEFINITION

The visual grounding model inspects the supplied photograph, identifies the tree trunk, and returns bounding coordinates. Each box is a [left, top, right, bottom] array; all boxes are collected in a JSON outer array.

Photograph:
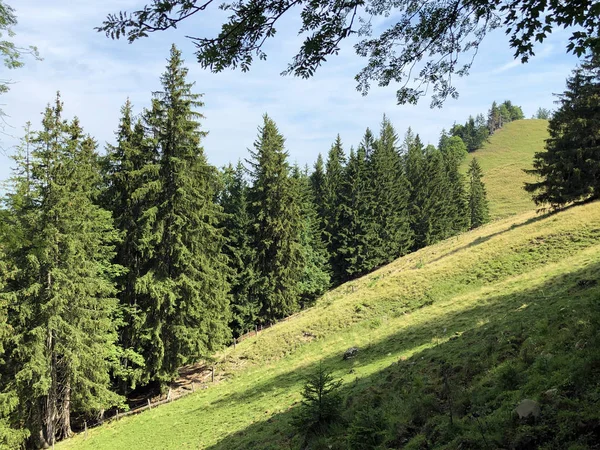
[[58, 379, 72, 439]]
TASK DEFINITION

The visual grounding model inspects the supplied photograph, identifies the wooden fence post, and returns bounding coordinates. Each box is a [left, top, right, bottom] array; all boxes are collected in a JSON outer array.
[[233, 337, 236, 350], [148, 398, 152, 409], [255, 325, 258, 336], [211, 366, 215, 383], [167, 388, 172, 402], [84, 421, 88, 439]]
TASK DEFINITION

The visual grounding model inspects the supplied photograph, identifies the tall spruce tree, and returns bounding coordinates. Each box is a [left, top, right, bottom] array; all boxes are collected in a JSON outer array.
[[220, 162, 258, 337], [467, 157, 489, 228], [1, 95, 123, 448], [525, 45, 600, 207], [136, 45, 231, 387], [310, 154, 326, 231], [247, 115, 304, 322], [322, 135, 350, 284], [439, 135, 470, 232], [101, 100, 157, 391], [369, 116, 412, 265], [404, 131, 430, 249], [291, 166, 330, 307], [337, 141, 378, 278]]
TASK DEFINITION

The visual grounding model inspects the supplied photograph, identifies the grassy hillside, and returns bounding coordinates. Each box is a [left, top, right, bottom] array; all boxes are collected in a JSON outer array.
[[59, 201, 600, 450], [462, 119, 549, 219]]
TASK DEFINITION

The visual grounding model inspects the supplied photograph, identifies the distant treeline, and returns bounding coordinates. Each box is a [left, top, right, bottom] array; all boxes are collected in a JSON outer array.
[[448, 100, 525, 152], [0, 45, 495, 448]]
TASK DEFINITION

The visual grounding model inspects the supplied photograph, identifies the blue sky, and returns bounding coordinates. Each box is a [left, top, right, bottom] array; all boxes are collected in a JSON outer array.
[[0, 0, 581, 184]]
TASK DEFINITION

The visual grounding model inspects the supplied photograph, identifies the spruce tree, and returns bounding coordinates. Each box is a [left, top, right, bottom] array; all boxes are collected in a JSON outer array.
[[439, 135, 470, 232], [467, 157, 489, 228], [369, 116, 412, 265], [424, 146, 454, 243], [292, 166, 330, 307], [404, 131, 429, 249], [338, 142, 376, 278], [101, 100, 156, 391], [137, 45, 231, 387], [525, 45, 600, 207], [247, 114, 304, 322], [1, 95, 123, 447], [322, 135, 349, 284], [310, 153, 327, 237], [220, 162, 259, 337]]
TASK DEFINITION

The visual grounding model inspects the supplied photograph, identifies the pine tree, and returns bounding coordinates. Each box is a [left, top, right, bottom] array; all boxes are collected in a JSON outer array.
[[137, 45, 231, 387], [220, 162, 259, 337], [322, 135, 349, 284], [292, 166, 330, 307], [1, 95, 123, 448], [369, 116, 412, 265], [467, 157, 489, 228], [247, 114, 304, 322], [525, 45, 600, 207]]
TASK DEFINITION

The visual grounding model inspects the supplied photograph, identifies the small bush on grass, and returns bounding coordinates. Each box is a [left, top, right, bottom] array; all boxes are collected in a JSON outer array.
[[293, 363, 343, 440]]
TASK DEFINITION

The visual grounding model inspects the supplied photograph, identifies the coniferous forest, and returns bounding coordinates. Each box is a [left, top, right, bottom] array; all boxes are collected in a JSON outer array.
[[0, 44, 498, 448]]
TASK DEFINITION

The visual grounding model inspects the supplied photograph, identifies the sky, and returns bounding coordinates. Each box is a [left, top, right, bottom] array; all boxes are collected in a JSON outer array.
[[0, 0, 582, 184]]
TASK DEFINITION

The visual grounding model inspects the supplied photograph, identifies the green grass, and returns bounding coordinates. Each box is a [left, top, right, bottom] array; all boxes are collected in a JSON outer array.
[[462, 119, 549, 219], [59, 200, 600, 450]]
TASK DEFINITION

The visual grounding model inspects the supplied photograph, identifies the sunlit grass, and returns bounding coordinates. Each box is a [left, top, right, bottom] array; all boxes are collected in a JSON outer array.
[[462, 119, 549, 219], [58, 200, 600, 449]]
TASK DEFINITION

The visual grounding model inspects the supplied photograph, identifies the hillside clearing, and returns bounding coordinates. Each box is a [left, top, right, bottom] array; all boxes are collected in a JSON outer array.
[[462, 119, 549, 219], [59, 200, 600, 449]]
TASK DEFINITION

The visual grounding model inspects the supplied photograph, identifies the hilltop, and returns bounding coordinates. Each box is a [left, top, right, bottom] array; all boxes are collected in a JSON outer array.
[[462, 119, 549, 219], [59, 199, 600, 449]]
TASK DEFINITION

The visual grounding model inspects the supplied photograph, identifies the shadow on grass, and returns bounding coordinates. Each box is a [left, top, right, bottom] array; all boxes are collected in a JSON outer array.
[[428, 211, 553, 266], [202, 260, 600, 450]]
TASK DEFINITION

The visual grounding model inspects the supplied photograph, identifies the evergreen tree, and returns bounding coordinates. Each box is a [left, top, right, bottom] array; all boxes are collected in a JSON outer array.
[[439, 135, 470, 232], [423, 145, 454, 244], [369, 116, 412, 265], [220, 162, 258, 337], [405, 131, 429, 249], [338, 142, 376, 278], [137, 45, 231, 387], [310, 153, 326, 217], [101, 100, 156, 391], [247, 115, 304, 322], [533, 107, 552, 120], [525, 46, 600, 207], [292, 166, 330, 307], [322, 135, 349, 284], [487, 101, 502, 133], [1, 95, 123, 448], [467, 157, 489, 228]]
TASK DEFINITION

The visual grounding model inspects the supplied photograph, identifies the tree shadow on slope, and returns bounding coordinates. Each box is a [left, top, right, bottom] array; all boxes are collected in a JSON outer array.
[[203, 261, 600, 450], [428, 211, 553, 266]]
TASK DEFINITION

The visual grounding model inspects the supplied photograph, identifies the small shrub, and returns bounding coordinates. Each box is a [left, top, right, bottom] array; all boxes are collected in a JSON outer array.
[[347, 402, 388, 449], [293, 363, 343, 437]]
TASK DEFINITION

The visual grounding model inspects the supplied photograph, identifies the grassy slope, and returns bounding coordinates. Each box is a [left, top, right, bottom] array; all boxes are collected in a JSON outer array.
[[60, 200, 600, 450], [462, 119, 549, 219]]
